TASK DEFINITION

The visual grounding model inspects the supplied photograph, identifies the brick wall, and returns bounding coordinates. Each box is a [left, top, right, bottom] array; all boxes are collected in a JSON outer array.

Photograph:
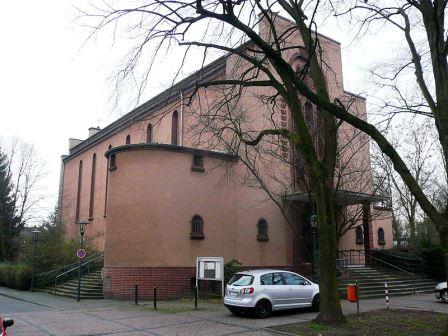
[[102, 264, 312, 300]]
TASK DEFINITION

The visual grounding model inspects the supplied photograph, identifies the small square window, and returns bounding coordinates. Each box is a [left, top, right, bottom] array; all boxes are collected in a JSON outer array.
[[191, 153, 205, 172]]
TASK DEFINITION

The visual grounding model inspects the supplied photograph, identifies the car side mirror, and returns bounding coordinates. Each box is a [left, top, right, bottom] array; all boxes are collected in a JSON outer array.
[[3, 318, 14, 329]]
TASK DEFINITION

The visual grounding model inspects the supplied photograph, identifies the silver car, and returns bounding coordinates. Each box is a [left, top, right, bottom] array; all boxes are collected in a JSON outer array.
[[224, 269, 320, 318], [435, 282, 447, 302]]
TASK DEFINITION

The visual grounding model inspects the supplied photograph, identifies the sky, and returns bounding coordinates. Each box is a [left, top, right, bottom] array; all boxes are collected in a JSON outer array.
[[0, 1, 404, 224]]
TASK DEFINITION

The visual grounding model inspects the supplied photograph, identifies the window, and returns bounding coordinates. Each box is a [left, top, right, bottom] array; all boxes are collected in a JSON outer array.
[[171, 111, 178, 145], [109, 154, 116, 171], [190, 215, 204, 239], [304, 102, 313, 129], [378, 228, 385, 245], [257, 219, 269, 241], [125, 135, 131, 144], [146, 124, 153, 143], [75, 160, 83, 221], [88, 153, 96, 219], [260, 272, 284, 285], [191, 153, 205, 172], [283, 273, 306, 285], [228, 274, 254, 286], [356, 226, 364, 244]]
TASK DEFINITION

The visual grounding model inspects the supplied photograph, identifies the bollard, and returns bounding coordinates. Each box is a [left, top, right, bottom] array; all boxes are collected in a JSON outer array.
[[384, 282, 389, 309], [194, 286, 198, 309], [153, 287, 157, 310], [134, 285, 138, 305], [355, 281, 359, 315]]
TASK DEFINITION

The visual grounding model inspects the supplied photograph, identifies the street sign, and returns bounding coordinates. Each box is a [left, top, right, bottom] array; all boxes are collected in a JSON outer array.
[[76, 249, 87, 259]]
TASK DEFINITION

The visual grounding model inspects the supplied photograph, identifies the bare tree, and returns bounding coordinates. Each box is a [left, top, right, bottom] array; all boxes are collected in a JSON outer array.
[[5, 138, 46, 228], [327, 0, 448, 287], [78, 0, 448, 324], [80, 1, 355, 324], [373, 120, 442, 246]]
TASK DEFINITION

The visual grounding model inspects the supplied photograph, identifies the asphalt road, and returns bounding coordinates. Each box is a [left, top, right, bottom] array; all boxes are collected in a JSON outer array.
[[0, 294, 53, 314]]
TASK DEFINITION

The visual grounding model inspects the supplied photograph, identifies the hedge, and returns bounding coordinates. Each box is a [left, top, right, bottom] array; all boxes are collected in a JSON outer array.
[[421, 246, 446, 282], [0, 263, 32, 290]]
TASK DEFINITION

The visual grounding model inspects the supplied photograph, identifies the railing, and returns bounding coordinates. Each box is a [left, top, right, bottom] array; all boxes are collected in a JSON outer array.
[[337, 249, 419, 294], [371, 250, 425, 275], [33, 251, 104, 289]]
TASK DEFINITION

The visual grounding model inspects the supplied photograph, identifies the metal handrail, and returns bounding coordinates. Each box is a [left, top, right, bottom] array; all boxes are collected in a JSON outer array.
[[358, 250, 415, 276], [34, 251, 104, 289], [338, 249, 418, 294], [373, 250, 421, 261], [55, 254, 104, 281], [371, 249, 424, 274], [54, 253, 104, 292]]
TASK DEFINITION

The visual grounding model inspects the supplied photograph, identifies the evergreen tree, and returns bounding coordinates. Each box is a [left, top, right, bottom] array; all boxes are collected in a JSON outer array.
[[0, 148, 19, 261]]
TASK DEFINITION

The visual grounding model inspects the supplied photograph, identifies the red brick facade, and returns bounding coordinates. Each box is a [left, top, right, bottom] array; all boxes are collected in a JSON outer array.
[[103, 265, 312, 300]]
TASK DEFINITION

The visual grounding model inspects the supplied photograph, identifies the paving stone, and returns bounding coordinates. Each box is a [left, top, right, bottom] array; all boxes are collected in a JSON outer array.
[[149, 320, 247, 336], [119, 313, 197, 329]]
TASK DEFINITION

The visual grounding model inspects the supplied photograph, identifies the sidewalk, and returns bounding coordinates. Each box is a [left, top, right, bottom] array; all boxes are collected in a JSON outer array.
[[0, 287, 446, 336], [0, 286, 446, 314]]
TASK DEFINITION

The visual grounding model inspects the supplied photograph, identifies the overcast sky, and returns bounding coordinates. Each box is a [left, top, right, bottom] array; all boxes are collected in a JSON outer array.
[[0, 1, 401, 224]]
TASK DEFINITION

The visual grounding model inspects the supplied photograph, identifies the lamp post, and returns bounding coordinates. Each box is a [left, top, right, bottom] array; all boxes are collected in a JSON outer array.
[[30, 227, 40, 291], [75, 220, 89, 302], [309, 214, 318, 283]]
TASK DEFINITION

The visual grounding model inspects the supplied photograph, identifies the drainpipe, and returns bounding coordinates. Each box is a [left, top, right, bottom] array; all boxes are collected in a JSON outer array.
[[179, 91, 184, 146]]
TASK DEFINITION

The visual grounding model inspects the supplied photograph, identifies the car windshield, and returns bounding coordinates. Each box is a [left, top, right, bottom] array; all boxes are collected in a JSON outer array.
[[228, 274, 254, 286]]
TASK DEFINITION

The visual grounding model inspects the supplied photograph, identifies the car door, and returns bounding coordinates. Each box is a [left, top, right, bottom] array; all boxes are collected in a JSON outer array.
[[259, 272, 289, 309], [282, 272, 311, 306]]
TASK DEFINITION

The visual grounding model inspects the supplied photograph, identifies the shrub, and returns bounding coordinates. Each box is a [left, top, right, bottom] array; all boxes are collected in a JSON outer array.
[[421, 246, 446, 282], [224, 259, 242, 284], [0, 263, 31, 290]]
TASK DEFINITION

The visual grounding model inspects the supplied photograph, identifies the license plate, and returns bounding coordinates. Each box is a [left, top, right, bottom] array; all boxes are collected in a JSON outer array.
[[228, 291, 239, 297]]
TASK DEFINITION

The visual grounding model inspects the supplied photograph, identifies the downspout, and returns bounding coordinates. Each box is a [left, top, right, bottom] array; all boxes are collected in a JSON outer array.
[[179, 91, 184, 146]]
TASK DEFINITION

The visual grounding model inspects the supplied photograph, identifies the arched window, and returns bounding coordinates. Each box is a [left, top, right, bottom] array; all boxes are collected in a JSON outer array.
[[378, 228, 385, 245], [88, 153, 96, 219], [125, 135, 131, 144], [304, 102, 313, 129], [190, 215, 204, 239], [355, 226, 364, 244], [171, 111, 178, 145], [257, 219, 269, 241], [146, 124, 153, 143], [75, 160, 83, 221]]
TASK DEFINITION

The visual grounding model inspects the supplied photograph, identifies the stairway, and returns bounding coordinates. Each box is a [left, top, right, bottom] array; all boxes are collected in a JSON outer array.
[[338, 266, 436, 299], [41, 270, 103, 300]]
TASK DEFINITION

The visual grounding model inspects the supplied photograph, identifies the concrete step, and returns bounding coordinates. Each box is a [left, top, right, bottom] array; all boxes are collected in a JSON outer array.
[[40, 289, 104, 299], [339, 282, 435, 292], [338, 266, 436, 300], [43, 270, 103, 300], [339, 279, 435, 288], [356, 288, 435, 299]]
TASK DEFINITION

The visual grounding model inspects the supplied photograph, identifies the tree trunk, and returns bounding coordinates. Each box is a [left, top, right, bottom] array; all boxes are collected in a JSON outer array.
[[314, 177, 346, 325], [439, 228, 448, 282]]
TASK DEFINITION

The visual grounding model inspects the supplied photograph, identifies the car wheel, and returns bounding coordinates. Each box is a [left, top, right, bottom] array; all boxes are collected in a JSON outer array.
[[312, 294, 320, 312], [441, 290, 448, 302], [254, 300, 271, 318]]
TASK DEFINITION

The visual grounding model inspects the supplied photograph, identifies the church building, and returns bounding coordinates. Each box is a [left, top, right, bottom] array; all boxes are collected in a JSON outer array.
[[58, 15, 393, 299]]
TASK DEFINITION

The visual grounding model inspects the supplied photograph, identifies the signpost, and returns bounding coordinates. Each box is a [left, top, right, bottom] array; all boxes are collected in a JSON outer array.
[[195, 257, 225, 302]]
